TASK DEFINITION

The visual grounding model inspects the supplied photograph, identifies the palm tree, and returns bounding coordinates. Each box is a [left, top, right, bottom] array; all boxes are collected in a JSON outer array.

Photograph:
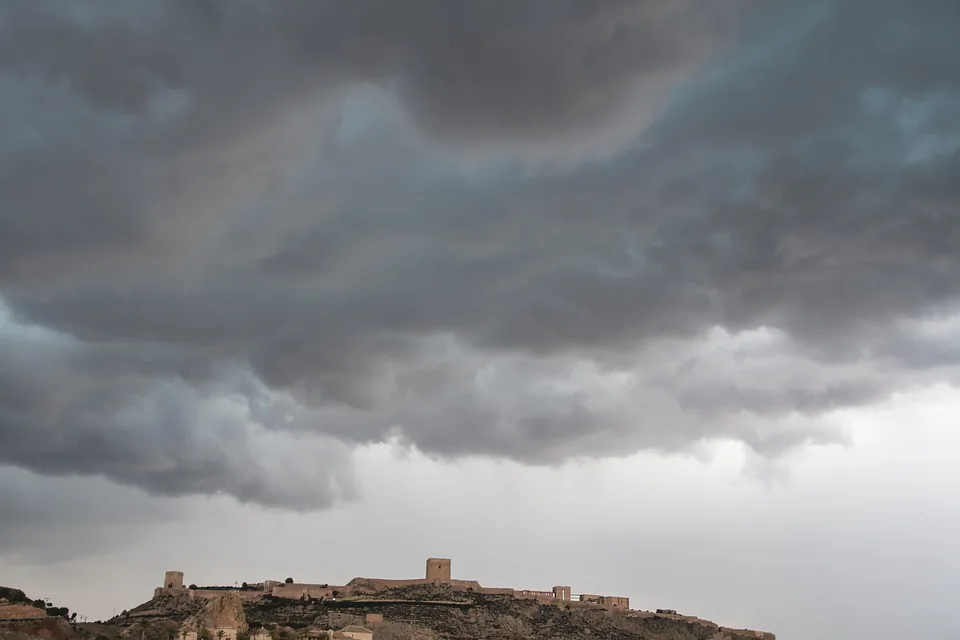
[[216, 630, 226, 640]]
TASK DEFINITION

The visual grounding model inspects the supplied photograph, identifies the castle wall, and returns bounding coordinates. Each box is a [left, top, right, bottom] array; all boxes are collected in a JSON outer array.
[[353, 578, 426, 589], [578, 594, 629, 608], [269, 584, 343, 600], [514, 589, 556, 604], [156, 557, 630, 612], [447, 579, 482, 591], [192, 590, 262, 601], [602, 596, 630, 608], [515, 590, 554, 598]]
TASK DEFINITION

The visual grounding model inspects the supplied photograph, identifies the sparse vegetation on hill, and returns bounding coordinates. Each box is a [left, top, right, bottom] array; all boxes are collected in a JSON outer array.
[[0, 586, 71, 620], [0, 589, 30, 606], [6, 583, 773, 640], [240, 584, 770, 640], [106, 594, 204, 626]]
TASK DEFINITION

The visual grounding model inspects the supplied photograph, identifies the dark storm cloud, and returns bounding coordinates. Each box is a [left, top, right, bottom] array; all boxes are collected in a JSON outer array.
[[1, 0, 959, 507], [0, 0, 738, 282], [0, 306, 356, 508]]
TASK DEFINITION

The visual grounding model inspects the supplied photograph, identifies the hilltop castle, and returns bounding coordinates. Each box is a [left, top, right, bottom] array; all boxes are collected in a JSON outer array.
[[156, 557, 629, 610]]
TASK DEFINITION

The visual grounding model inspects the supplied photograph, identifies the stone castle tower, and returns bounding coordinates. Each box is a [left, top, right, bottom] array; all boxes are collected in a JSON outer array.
[[164, 571, 185, 589], [425, 558, 451, 582]]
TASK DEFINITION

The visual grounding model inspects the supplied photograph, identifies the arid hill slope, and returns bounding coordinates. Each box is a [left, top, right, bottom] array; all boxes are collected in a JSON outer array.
[[111, 584, 775, 640]]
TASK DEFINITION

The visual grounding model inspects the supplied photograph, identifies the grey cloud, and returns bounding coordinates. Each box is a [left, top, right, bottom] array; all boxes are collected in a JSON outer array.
[[0, 0, 738, 283], [0, 306, 357, 509], [1, 0, 959, 507]]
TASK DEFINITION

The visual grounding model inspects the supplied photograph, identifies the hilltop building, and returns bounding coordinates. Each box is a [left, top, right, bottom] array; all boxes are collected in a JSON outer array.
[[155, 557, 629, 610]]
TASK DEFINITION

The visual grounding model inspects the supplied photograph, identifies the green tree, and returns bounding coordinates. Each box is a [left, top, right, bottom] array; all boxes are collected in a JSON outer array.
[[216, 630, 226, 640]]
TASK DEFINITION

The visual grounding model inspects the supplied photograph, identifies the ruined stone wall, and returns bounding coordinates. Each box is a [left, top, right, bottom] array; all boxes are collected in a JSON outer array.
[[514, 589, 557, 604], [262, 581, 281, 593], [269, 584, 343, 600], [344, 577, 430, 596], [193, 590, 262, 602], [355, 578, 424, 589], [154, 557, 631, 613], [602, 596, 630, 608], [576, 594, 629, 609], [446, 579, 482, 591], [515, 590, 554, 598]]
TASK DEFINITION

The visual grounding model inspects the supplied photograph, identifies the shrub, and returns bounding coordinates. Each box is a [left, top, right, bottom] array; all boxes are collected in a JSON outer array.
[[283, 578, 293, 584], [0, 588, 30, 605]]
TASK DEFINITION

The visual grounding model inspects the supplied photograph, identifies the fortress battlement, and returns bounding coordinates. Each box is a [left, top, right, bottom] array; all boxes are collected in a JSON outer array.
[[155, 557, 629, 610]]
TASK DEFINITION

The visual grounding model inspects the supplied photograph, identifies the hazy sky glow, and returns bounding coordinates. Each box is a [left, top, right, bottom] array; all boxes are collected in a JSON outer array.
[[1, 2, 959, 638]]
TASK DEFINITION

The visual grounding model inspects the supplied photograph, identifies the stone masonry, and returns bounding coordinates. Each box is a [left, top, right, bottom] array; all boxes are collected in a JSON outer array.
[[157, 557, 629, 611]]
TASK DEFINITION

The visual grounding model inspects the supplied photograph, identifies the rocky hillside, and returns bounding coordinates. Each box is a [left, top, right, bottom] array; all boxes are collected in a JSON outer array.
[[182, 593, 248, 634], [110, 584, 774, 640], [0, 586, 84, 640], [0, 586, 72, 620]]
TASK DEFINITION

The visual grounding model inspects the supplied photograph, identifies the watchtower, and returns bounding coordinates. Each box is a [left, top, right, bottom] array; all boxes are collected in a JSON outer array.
[[425, 558, 451, 582], [163, 571, 185, 589], [552, 585, 571, 601]]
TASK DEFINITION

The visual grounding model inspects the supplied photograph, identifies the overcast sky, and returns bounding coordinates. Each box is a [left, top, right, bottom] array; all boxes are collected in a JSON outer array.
[[1, 1, 958, 638]]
